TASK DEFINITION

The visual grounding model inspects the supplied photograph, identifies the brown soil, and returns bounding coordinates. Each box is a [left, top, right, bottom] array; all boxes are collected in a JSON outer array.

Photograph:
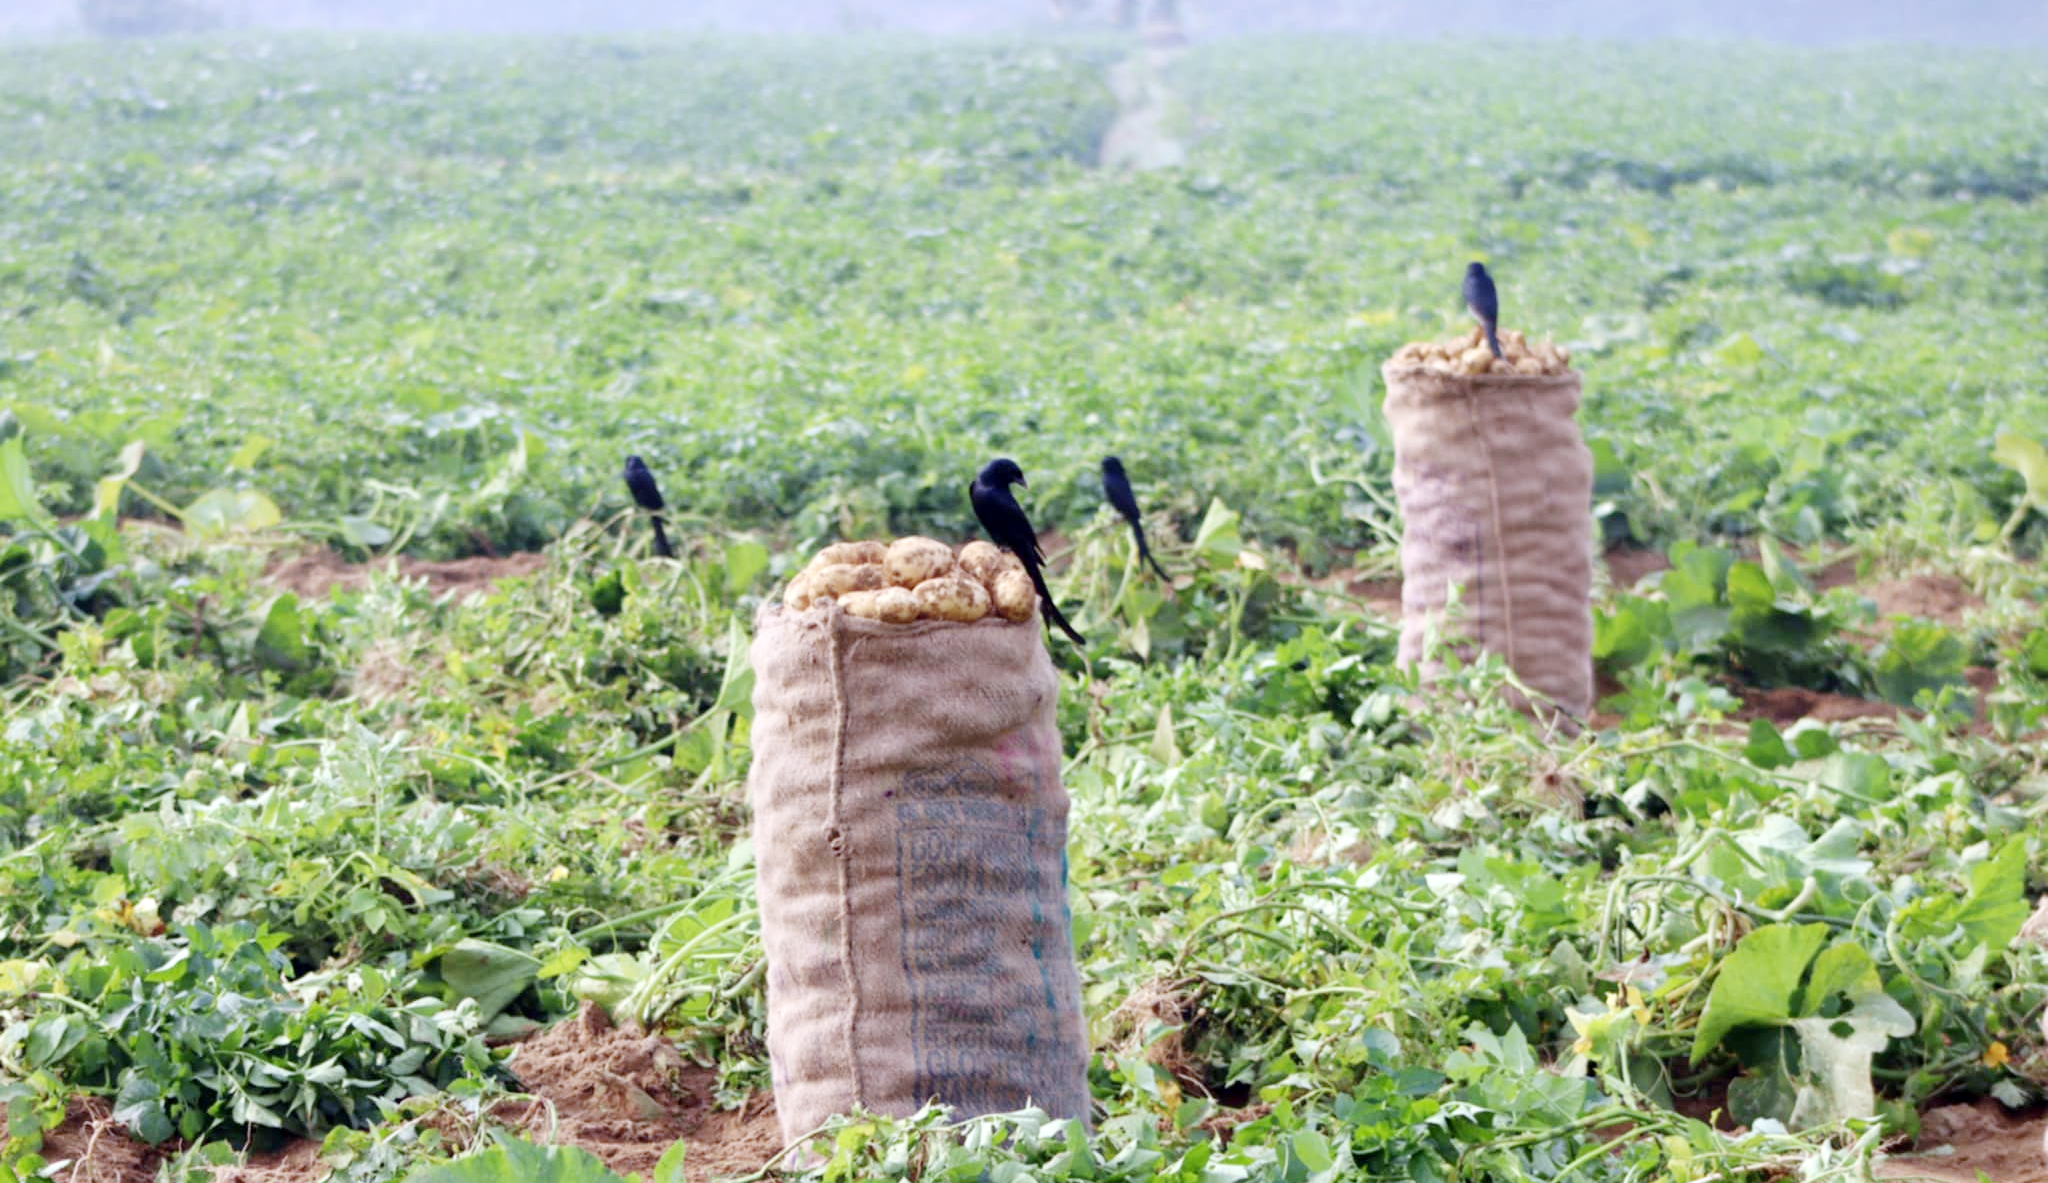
[[264, 548, 547, 602], [1320, 544, 1671, 616], [1603, 545, 1671, 592], [1344, 575, 1404, 617], [11, 1097, 166, 1183], [1814, 553, 1863, 591], [1268, 554, 1401, 616], [1727, 664, 2010, 734], [1195, 1101, 1273, 1145], [25, 1008, 783, 1183], [499, 1004, 782, 1182], [213, 1138, 328, 1182], [1732, 685, 1899, 726], [1864, 573, 1983, 630], [1877, 1101, 2048, 1183], [1668, 1079, 1740, 1132]]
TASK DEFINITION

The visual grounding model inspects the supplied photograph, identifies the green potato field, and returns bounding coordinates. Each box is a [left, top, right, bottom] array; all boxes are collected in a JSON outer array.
[[1, 27, 2046, 1183]]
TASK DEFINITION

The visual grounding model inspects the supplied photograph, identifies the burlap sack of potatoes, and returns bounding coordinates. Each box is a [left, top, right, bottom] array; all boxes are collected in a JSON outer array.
[[1381, 363, 1594, 721], [747, 602, 1091, 1149]]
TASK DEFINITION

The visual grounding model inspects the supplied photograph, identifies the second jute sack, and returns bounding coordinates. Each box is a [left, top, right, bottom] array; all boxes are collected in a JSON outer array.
[[747, 603, 1091, 1148], [1381, 363, 1594, 720]]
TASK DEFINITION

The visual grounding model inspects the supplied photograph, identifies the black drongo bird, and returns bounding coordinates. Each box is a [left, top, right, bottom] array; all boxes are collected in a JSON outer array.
[[1464, 261, 1503, 360], [969, 458, 1085, 646], [622, 455, 674, 558], [1101, 456, 1169, 582]]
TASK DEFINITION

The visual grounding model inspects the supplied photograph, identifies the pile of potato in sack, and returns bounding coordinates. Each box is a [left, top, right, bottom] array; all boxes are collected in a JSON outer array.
[[1390, 326, 1573, 377], [748, 534, 1091, 1151], [1382, 325, 1595, 724], [739, 294, 1594, 1155], [779, 536, 1039, 624]]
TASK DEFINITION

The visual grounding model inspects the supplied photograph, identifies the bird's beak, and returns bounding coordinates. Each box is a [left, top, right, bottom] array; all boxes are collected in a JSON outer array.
[[1016, 476, 1028, 488]]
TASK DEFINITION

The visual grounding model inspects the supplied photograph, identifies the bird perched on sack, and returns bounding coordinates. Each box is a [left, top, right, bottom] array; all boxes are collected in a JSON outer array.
[[622, 455, 674, 558], [1464, 261, 1503, 360], [1100, 456, 1169, 582], [969, 458, 1085, 646]]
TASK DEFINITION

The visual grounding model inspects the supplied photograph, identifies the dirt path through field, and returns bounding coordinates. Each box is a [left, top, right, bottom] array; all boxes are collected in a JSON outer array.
[[1099, 40, 1188, 171], [263, 548, 547, 602]]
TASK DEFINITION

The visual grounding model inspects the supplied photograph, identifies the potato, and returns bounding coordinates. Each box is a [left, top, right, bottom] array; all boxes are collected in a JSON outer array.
[[991, 569, 1037, 623], [840, 587, 919, 623], [885, 536, 956, 588], [813, 562, 886, 598], [1393, 327, 1572, 377], [913, 576, 990, 623], [872, 585, 920, 623], [958, 539, 1023, 586], [815, 540, 886, 567], [838, 589, 883, 619], [782, 571, 818, 610]]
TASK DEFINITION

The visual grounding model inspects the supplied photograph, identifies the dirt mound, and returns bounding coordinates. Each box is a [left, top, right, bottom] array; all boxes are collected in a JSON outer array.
[[264, 548, 547, 602], [1603, 545, 1671, 592], [12, 1097, 165, 1183], [1865, 573, 1982, 629], [503, 1004, 782, 1182], [1733, 686, 1898, 726], [30, 1008, 780, 1183], [1877, 1100, 2048, 1182], [212, 1138, 327, 1182], [1814, 553, 1862, 592]]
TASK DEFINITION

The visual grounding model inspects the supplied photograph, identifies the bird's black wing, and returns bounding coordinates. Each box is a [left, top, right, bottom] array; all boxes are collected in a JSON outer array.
[[1104, 468, 1143, 525], [624, 459, 666, 511], [1104, 466, 1168, 581], [972, 478, 1083, 645], [1464, 267, 1503, 359]]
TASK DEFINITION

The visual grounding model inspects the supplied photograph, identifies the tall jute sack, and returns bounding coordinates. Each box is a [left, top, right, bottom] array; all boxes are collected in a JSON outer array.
[[747, 603, 1090, 1148], [1382, 363, 1595, 720]]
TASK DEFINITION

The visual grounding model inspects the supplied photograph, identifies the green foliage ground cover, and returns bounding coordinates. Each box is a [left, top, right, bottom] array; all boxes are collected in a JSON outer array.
[[0, 31, 2046, 1183]]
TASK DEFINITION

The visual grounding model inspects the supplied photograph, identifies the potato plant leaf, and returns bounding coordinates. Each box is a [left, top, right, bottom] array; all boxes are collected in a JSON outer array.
[[112, 1073, 175, 1145], [0, 438, 45, 524], [92, 440, 147, 518], [1690, 922, 1829, 1064], [399, 1139, 630, 1183], [1992, 432, 2048, 507], [1872, 619, 1970, 707], [440, 940, 541, 1023], [184, 488, 282, 536], [254, 594, 312, 672]]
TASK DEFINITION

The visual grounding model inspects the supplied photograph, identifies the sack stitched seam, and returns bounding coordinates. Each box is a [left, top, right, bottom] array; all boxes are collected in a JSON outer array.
[[825, 610, 864, 1104]]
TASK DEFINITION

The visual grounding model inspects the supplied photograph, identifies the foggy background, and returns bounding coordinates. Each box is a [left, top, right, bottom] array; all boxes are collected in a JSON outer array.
[[4, 0, 2046, 43]]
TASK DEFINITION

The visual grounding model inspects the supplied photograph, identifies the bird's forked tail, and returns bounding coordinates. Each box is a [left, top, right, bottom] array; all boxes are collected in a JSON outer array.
[[1131, 520, 1169, 582], [1027, 562, 1085, 646]]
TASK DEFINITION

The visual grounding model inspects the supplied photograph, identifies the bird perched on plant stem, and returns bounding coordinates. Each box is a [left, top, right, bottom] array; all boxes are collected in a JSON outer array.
[[1464, 261, 1503, 360], [1101, 456, 1169, 582], [622, 455, 674, 558], [969, 458, 1085, 646]]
